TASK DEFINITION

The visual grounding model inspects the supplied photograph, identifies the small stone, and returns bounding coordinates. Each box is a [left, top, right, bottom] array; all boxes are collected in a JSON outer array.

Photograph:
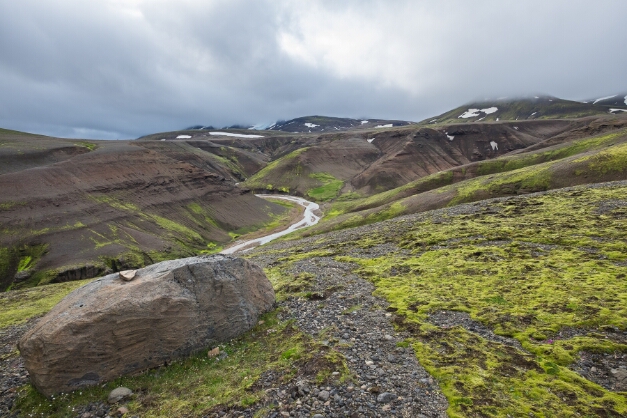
[[382, 404, 391, 411], [208, 347, 220, 357], [118, 270, 136, 281], [365, 360, 374, 366], [318, 390, 330, 401], [377, 392, 395, 404], [383, 335, 394, 341], [591, 366, 597, 372], [258, 320, 265, 325], [108, 387, 133, 404], [313, 415, 324, 418], [332, 372, 339, 376], [116, 406, 129, 416], [614, 369, 627, 391]]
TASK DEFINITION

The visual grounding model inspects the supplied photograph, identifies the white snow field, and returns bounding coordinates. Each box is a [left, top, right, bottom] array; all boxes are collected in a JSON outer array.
[[459, 107, 498, 118], [209, 132, 264, 138], [593, 95, 617, 105], [304, 123, 319, 128], [490, 141, 498, 150], [375, 124, 393, 128], [176, 135, 192, 139]]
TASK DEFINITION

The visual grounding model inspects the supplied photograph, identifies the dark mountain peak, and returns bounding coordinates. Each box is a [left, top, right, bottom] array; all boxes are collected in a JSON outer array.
[[268, 115, 413, 133]]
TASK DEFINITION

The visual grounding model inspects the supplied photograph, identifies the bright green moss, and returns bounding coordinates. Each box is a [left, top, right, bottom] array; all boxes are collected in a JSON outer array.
[[307, 172, 344, 201], [264, 184, 627, 416]]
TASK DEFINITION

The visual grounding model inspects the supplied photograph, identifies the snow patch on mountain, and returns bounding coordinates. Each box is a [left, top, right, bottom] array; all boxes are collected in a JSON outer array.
[[459, 107, 498, 118], [490, 141, 498, 150], [176, 135, 192, 139], [593, 95, 616, 104], [250, 122, 276, 130], [209, 132, 264, 138], [304, 123, 319, 128], [609, 109, 627, 113], [375, 124, 393, 128], [361, 120, 369, 124]]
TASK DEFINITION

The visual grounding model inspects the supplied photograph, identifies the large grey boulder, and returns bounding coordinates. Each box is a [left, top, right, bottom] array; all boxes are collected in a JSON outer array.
[[18, 255, 275, 396]]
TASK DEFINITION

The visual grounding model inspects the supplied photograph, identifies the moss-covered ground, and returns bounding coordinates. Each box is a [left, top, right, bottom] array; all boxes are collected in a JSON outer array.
[[307, 172, 344, 201], [254, 183, 627, 416]]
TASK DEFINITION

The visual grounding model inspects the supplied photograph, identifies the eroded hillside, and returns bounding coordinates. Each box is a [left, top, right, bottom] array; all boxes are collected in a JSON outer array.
[[0, 132, 291, 291]]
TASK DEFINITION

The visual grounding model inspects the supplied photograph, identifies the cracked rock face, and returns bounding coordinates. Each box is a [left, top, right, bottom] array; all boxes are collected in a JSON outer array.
[[18, 255, 275, 397]]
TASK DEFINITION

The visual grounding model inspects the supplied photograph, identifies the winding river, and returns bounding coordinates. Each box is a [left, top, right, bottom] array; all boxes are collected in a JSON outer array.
[[220, 194, 321, 255]]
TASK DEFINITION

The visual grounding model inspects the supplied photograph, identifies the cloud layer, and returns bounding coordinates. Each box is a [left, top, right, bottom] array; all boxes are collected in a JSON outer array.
[[0, 0, 625, 139]]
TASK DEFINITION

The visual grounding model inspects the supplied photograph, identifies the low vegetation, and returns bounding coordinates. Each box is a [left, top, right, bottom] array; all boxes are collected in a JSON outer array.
[[307, 172, 344, 201], [259, 183, 627, 416]]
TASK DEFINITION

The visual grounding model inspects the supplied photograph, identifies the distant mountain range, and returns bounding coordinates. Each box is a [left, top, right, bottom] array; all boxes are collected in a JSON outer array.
[[185, 116, 413, 133], [183, 93, 627, 134]]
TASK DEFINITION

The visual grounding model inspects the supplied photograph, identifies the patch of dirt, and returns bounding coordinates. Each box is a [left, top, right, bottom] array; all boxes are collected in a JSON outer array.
[[572, 351, 627, 392], [426, 310, 524, 351]]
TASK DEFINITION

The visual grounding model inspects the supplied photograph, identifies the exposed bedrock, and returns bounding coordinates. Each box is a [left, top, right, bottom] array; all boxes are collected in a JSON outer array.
[[18, 255, 275, 396]]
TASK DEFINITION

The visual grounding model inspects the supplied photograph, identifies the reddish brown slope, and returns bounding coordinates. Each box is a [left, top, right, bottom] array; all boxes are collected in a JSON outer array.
[[0, 138, 287, 290]]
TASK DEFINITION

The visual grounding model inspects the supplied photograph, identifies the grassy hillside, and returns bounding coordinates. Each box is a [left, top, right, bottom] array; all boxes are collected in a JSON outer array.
[[299, 128, 627, 236]]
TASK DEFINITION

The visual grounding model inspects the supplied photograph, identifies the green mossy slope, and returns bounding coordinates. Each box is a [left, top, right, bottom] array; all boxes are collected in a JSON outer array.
[[253, 183, 627, 416]]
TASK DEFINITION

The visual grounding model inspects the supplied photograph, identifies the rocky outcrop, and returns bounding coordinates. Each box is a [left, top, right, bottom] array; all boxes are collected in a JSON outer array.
[[18, 255, 275, 396]]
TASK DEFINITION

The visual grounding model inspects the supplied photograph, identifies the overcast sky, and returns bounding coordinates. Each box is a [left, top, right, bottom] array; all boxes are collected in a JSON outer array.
[[1, 0, 625, 139]]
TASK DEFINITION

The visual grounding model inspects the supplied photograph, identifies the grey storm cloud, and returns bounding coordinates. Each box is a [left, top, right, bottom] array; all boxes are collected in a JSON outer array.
[[0, 0, 625, 139]]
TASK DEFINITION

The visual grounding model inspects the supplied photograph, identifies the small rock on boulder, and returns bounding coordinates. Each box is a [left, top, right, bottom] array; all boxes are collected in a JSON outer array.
[[18, 255, 275, 396], [118, 270, 136, 281]]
